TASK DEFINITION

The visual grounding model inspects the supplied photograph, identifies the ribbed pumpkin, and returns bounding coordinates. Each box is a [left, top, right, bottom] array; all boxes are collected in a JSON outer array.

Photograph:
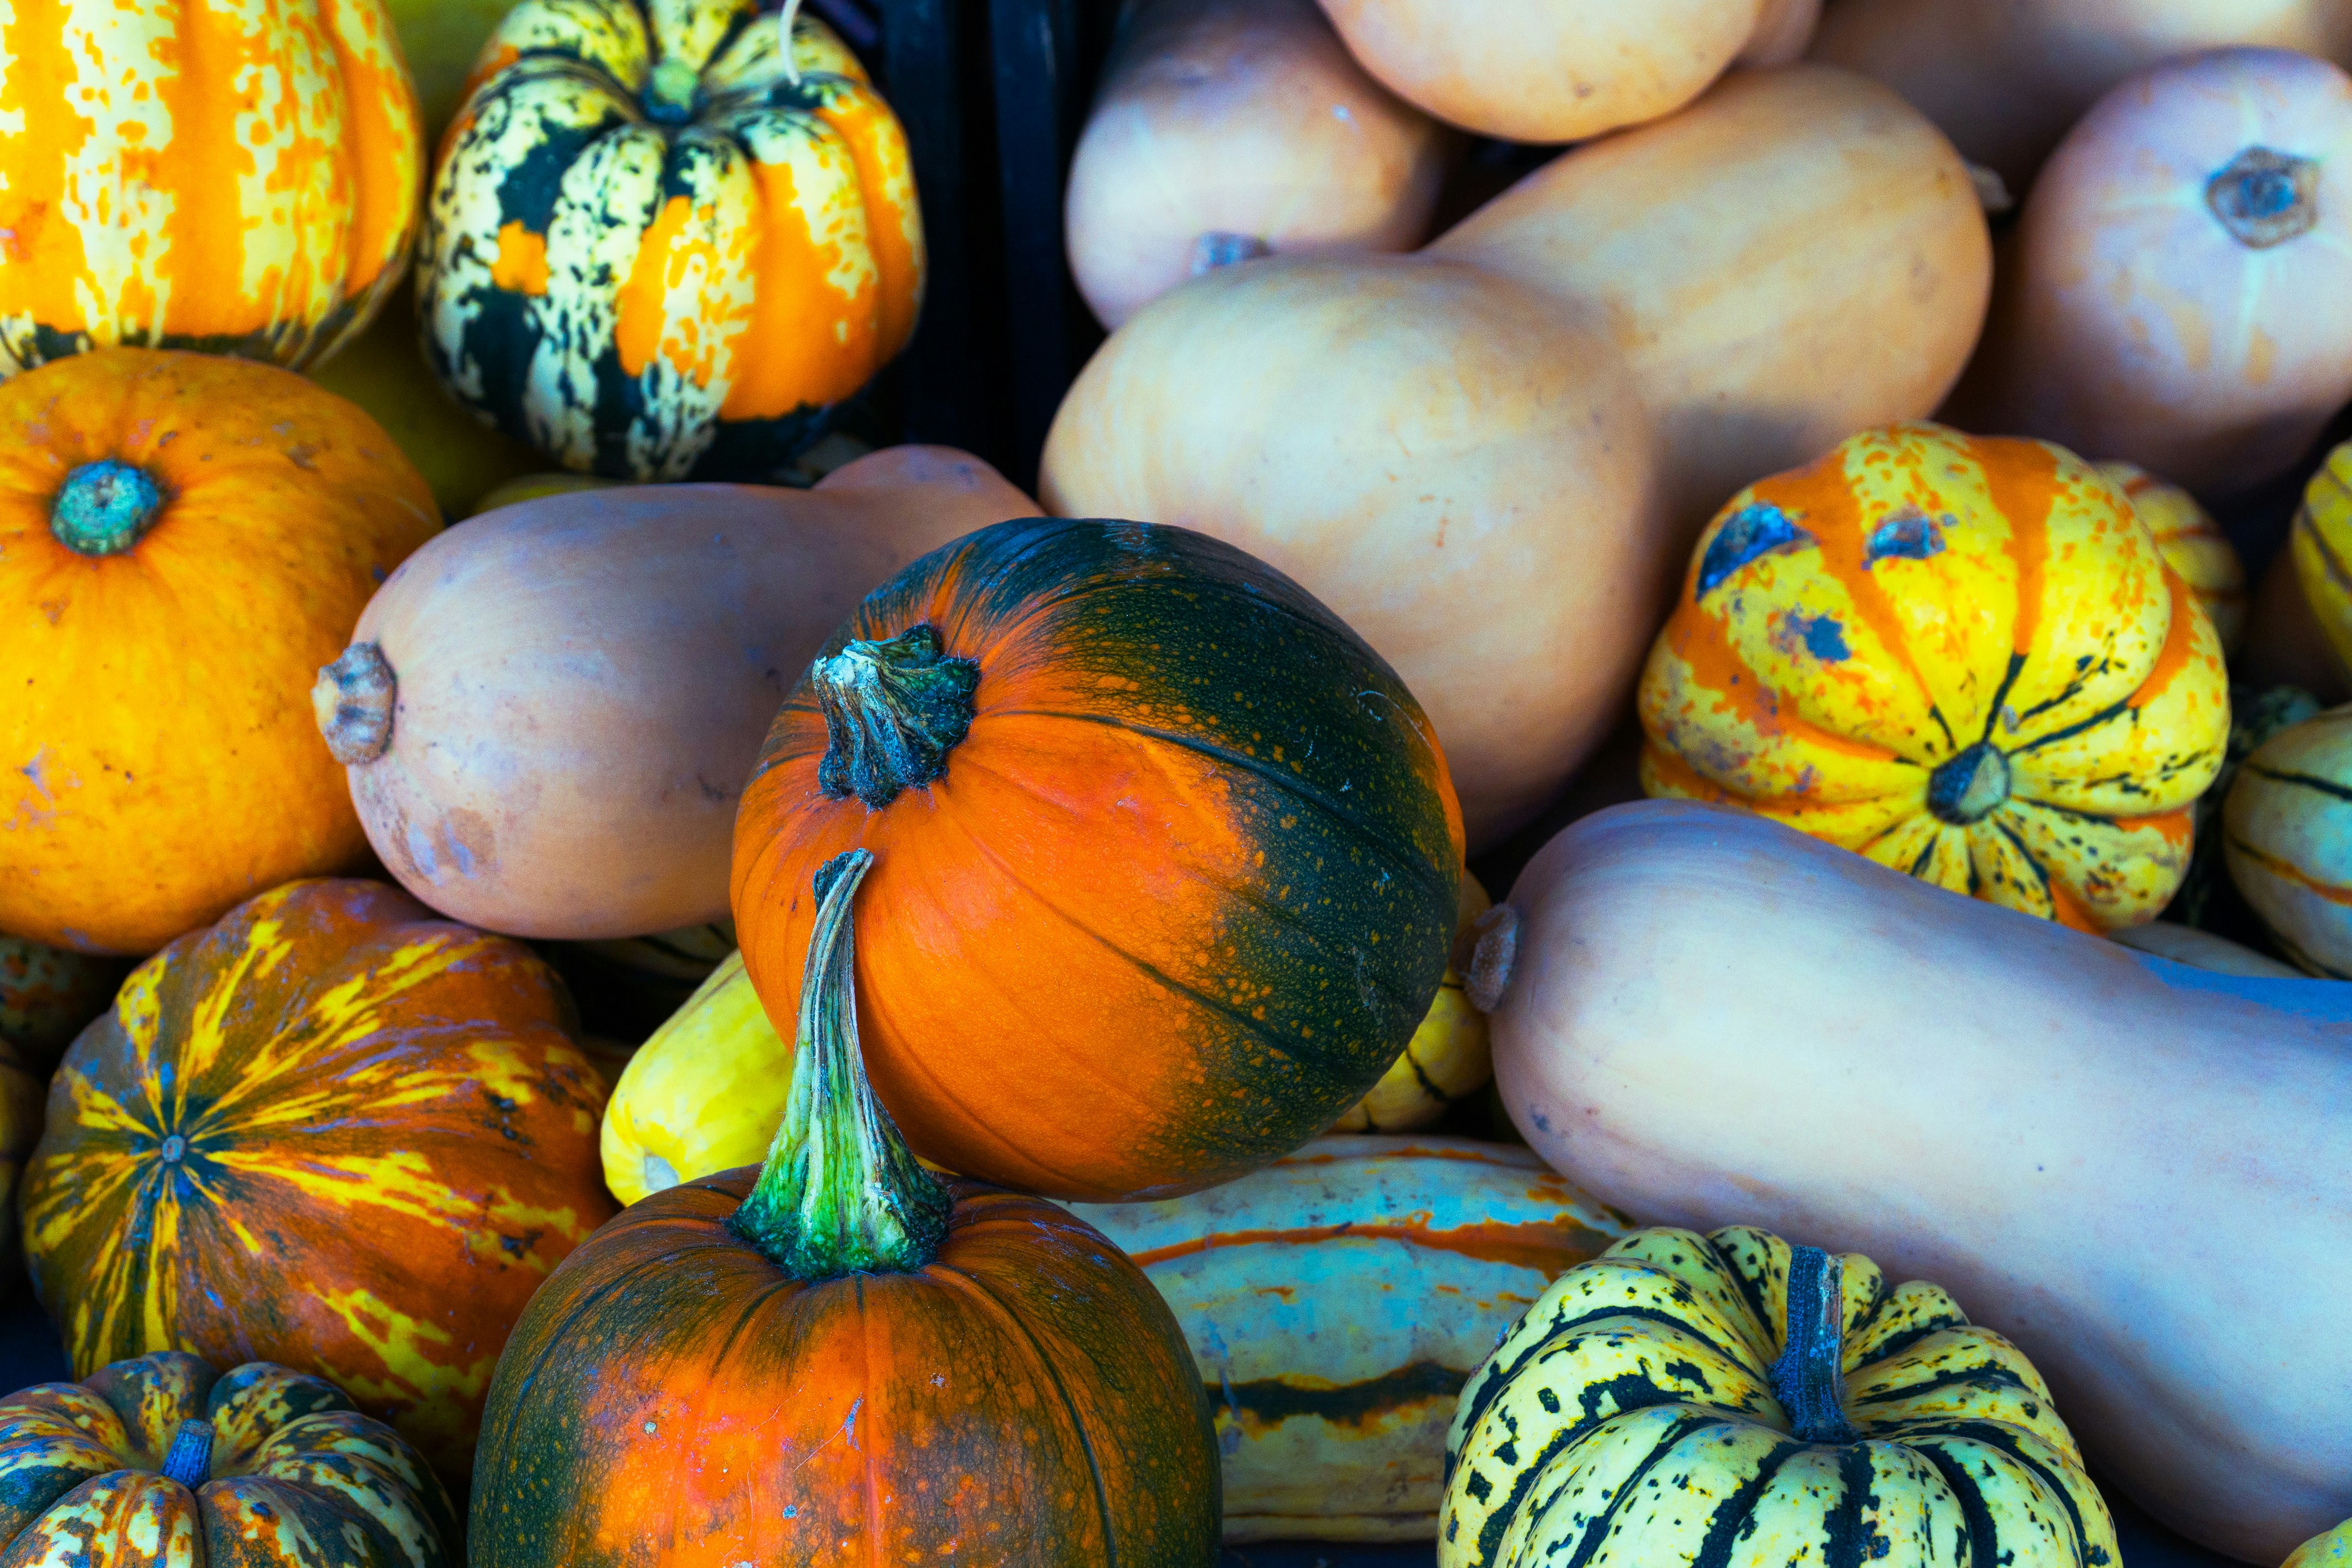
[[0, 1350, 457, 1568], [0, 349, 440, 956], [731, 517, 1464, 1202], [1639, 421, 2229, 931], [420, 0, 922, 480], [2100, 461, 2247, 656], [0, 0, 420, 373], [0, 935, 125, 1073], [1333, 871, 1491, 1133], [2222, 704, 2352, 976], [472, 851, 1221, 1565], [1063, 1135, 1632, 1544], [1441, 1225, 2118, 1568], [2290, 440, 2352, 676], [22, 878, 617, 1483]]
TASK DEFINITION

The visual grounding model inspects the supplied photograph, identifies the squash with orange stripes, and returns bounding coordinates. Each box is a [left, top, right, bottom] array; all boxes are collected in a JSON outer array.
[[2099, 460, 2247, 658], [2223, 704, 2352, 978], [0, 0, 420, 373], [1638, 421, 2228, 931], [419, 0, 922, 480]]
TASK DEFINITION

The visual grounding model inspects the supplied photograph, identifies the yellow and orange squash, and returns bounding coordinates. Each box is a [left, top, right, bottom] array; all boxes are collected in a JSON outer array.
[[2290, 440, 2352, 678], [22, 878, 616, 1483], [0, 0, 421, 373], [0, 349, 440, 955], [2100, 461, 2247, 656], [420, 0, 923, 480], [1638, 421, 2229, 931]]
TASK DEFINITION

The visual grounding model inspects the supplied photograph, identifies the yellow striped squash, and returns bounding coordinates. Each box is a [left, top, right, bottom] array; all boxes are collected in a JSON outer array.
[[1335, 871, 1493, 1133], [2291, 440, 2352, 676], [1640, 421, 2228, 931], [2223, 704, 2352, 977], [419, 0, 922, 480], [2098, 461, 2247, 656], [1442, 1226, 2117, 1568], [0, 0, 421, 374], [1063, 1135, 1633, 1544], [2289, 1520, 2352, 1567]]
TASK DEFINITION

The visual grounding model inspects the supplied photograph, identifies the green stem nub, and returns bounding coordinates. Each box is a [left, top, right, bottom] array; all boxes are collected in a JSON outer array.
[[2206, 146, 2319, 250], [1926, 741, 2010, 826], [1770, 1245, 1859, 1445], [814, 625, 981, 809], [160, 1418, 212, 1488], [729, 848, 950, 1281], [51, 460, 165, 556]]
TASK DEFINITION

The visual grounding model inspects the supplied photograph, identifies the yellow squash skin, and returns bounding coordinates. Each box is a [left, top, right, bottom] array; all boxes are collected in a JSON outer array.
[[2222, 705, 2352, 977], [0, 0, 421, 373], [2099, 461, 2247, 656], [599, 948, 778, 1205], [1440, 1225, 2117, 1568], [2290, 440, 2352, 678], [1639, 422, 2229, 931], [2290, 1521, 2352, 1567], [1334, 870, 1492, 1132]]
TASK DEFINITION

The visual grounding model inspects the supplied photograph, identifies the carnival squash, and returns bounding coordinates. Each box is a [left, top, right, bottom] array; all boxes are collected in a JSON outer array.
[[471, 851, 1221, 1565], [1442, 1225, 2117, 1568], [1041, 255, 1669, 848], [1948, 49, 2352, 498], [21, 878, 617, 1482], [0, 0, 421, 374], [421, 0, 922, 481], [1429, 64, 1990, 537], [1482, 798, 2352, 1561], [1067, 0, 1452, 330], [731, 516, 1463, 1202], [0, 349, 439, 956], [1314, 0, 1820, 142], [0, 1350, 457, 1568], [2291, 1521, 2352, 1567], [1062, 1134, 1632, 1544], [2289, 440, 2352, 685], [1334, 871, 1492, 1132], [2222, 705, 2352, 976], [318, 456, 1035, 939], [0, 936, 125, 1073], [1809, 0, 2352, 195], [2102, 461, 2247, 655], [1639, 422, 2229, 931]]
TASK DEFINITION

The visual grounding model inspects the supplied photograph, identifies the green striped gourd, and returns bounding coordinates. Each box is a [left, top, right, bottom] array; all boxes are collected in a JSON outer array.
[[2224, 704, 2352, 976], [1063, 1135, 1631, 1543]]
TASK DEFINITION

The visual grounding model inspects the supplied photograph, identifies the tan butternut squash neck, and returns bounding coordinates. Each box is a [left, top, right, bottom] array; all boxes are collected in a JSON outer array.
[[813, 625, 980, 808], [313, 643, 397, 766]]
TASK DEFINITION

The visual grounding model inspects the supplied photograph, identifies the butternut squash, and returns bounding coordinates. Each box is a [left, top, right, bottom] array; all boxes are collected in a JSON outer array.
[[1040, 254, 1669, 849], [1482, 797, 2352, 1564], [1428, 64, 1991, 538]]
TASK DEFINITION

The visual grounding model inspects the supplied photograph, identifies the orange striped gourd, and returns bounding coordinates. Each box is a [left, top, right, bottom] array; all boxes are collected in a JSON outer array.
[[2099, 461, 2247, 656], [1639, 421, 2229, 931], [0, 0, 421, 373]]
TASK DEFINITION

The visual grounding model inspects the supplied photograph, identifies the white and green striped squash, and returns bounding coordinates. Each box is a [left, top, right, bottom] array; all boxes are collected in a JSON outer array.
[[419, 0, 923, 480], [1062, 1135, 1633, 1543], [2224, 704, 2352, 977], [1442, 1225, 2117, 1568]]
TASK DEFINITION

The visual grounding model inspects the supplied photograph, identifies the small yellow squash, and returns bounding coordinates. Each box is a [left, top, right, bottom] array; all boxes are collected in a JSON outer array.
[[598, 949, 776, 1204], [1333, 871, 1492, 1132], [2289, 1520, 2352, 1567], [2100, 461, 2247, 656], [2290, 440, 2352, 679]]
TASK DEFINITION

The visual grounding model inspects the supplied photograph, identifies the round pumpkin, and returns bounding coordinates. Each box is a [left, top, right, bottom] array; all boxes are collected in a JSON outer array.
[[0, 935, 126, 1074], [2223, 705, 2352, 976], [472, 850, 1221, 1565], [0, 349, 440, 956], [1440, 1224, 2117, 1567], [2100, 461, 2247, 656], [732, 516, 1465, 1202], [0, 1350, 457, 1567], [0, 0, 421, 375], [21, 877, 617, 1482], [2290, 1521, 2352, 1567], [1333, 870, 1491, 1133], [1066, 0, 1454, 330], [2290, 439, 2352, 683], [1947, 48, 2352, 498], [420, 0, 922, 481], [1640, 422, 2229, 931]]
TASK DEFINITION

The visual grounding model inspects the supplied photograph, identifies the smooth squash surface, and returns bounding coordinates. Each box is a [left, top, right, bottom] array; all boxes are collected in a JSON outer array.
[[2222, 704, 2352, 976]]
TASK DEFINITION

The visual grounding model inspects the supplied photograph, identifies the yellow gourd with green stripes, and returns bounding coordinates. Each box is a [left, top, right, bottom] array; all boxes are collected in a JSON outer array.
[[2290, 441, 2352, 676], [2223, 705, 2352, 978]]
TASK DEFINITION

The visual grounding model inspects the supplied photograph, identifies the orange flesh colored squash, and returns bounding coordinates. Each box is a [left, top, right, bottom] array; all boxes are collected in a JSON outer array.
[[1066, 0, 1454, 330], [1042, 254, 1671, 851], [1948, 48, 2352, 499], [1429, 64, 1990, 541], [1312, 0, 1818, 144], [1484, 798, 2352, 1564]]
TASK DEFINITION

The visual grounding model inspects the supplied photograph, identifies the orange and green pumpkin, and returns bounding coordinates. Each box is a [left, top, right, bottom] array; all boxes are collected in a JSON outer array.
[[471, 851, 1221, 1565], [0, 1350, 457, 1567], [419, 0, 923, 480], [0, 349, 440, 956], [0, 0, 421, 373], [22, 877, 617, 1484], [730, 516, 1464, 1203], [1638, 421, 2229, 931]]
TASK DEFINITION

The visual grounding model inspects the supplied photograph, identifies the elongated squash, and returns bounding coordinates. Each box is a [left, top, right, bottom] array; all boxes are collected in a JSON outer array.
[[1061, 1134, 1632, 1543], [1483, 798, 2352, 1562]]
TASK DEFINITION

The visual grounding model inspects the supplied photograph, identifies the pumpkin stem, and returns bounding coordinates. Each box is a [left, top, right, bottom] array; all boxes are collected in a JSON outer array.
[[2206, 147, 2318, 249], [1769, 1245, 1860, 1445], [813, 625, 981, 809], [313, 643, 398, 766], [1925, 741, 2010, 826], [50, 460, 165, 556], [160, 1418, 212, 1488], [729, 848, 950, 1280], [1462, 904, 1519, 1014], [775, 0, 805, 87]]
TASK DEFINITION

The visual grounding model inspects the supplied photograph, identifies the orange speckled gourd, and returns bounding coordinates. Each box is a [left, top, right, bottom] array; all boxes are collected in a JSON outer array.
[[0, 350, 440, 956], [1638, 422, 2228, 930], [21, 878, 617, 1484], [0, 0, 421, 371]]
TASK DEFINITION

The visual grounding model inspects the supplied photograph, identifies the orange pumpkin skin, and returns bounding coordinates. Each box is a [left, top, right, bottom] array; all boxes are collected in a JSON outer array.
[[0, 350, 440, 955], [470, 1172, 1220, 1565], [21, 878, 617, 1484], [731, 518, 1465, 1203]]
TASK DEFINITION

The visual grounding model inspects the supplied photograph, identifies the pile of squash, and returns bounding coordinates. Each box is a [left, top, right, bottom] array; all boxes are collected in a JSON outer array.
[[1, 0, 2351, 1565]]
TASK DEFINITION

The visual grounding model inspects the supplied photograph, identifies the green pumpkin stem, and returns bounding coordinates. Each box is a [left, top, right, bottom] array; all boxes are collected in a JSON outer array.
[[728, 849, 949, 1280], [1769, 1245, 1860, 1445], [813, 625, 981, 809], [50, 460, 165, 556]]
